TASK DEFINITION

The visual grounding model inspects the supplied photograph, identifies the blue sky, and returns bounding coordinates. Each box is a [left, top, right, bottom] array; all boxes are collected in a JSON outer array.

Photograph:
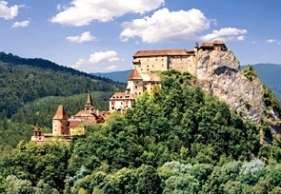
[[0, 0, 280, 73]]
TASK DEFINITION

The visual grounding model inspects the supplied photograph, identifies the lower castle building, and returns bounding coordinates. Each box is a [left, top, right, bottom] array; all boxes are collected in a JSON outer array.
[[31, 92, 109, 144], [109, 69, 161, 111]]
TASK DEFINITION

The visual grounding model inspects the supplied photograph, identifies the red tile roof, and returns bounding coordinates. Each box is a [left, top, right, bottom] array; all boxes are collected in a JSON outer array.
[[52, 105, 68, 120], [128, 68, 143, 80], [133, 49, 193, 57]]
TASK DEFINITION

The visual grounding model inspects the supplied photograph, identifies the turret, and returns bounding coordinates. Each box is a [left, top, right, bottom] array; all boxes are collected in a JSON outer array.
[[31, 124, 44, 142], [52, 105, 69, 135]]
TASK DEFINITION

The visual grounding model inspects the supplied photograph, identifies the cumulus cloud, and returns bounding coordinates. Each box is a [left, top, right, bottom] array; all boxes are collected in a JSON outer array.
[[199, 27, 247, 42], [51, 0, 164, 26], [120, 8, 211, 43], [266, 39, 277, 43], [12, 20, 29, 28], [66, 31, 96, 43], [88, 51, 119, 64], [105, 65, 117, 71], [72, 58, 86, 69], [0, 1, 20, 20], [72, 51, 120, 71]]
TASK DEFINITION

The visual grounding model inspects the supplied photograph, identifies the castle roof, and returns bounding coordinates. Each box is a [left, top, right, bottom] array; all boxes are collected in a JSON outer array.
[[52, 105, 68, 120], [110, 92, 136, 100], [73, 110, 98, 119], [213, 40, 225, 45], [200, 40, 226, 48], [201, 42, 214, 48], [133, 49, 194, 57], [128, 68, 143, 80]]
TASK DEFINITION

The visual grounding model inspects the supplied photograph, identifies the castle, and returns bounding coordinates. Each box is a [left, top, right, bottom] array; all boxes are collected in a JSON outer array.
[[32, 40, 228, 143], [109, 40, 227, 111], [31, 92, 108, 144]]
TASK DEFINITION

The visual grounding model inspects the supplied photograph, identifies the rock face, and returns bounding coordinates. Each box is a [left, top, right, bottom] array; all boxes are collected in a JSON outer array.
[[195, 49, 272, 123]]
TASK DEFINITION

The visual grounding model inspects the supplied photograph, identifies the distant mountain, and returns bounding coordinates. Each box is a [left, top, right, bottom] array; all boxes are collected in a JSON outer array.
[[92, 69, 132, 83], [0, 52, 125, 117], [250, 63, 281, 102]]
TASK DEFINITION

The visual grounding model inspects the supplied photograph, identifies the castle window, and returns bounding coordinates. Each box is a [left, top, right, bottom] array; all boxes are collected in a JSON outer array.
[[139, 92, 141, 95], [135, 86, 137, 89]]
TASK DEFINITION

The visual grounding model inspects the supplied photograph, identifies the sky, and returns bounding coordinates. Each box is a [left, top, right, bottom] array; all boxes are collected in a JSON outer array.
[[0, 0, 281, 73]]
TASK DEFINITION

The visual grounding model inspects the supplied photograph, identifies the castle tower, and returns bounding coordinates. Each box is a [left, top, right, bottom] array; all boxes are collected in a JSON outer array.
[[194, 42, 199, 68], [31, 124, 44, 143], [52, 105, 69, 136], [213, 40, 228, 51], [85, 92, 94, 111], [127, 68, 143, 96]]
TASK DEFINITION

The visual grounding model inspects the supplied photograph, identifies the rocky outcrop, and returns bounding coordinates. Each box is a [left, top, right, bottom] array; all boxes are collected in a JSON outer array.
[[195, 49, 277, 123]]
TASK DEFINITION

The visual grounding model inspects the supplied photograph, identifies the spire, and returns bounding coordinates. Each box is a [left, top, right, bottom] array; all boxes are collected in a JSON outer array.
[[85, 92, 94, 111], [128, 68, 142, 80], [52, 105, 68, 120]]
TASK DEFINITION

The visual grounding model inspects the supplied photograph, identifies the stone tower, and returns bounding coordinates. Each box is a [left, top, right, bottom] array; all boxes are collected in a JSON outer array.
[[127, 68, 144, 96], [52, 105, 69, 135]]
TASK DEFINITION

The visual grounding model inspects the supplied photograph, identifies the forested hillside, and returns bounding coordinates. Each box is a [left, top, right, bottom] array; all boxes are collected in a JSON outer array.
[[0, 70, 281, 193], [0, 52, 125, 117], [0, 52, 125, 147]]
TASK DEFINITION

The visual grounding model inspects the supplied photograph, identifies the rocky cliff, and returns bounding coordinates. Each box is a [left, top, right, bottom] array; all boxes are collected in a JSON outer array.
[[195, 49, 280, 127]]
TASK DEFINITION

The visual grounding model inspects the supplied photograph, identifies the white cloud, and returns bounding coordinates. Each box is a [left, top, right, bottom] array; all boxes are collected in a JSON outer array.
[[0, 1, 19, 20], [88, 51, 119, 64], [12, 20, 30, 28], [51, 0, 164, 26], [266, 39, 277, 43], [71, 58, 86, 69], [66, 31, 96, 43], [105, 65, 117, 71], [72, 51, 120, 71], [200, 27, 247, 42], [120, 8, 211, 43]]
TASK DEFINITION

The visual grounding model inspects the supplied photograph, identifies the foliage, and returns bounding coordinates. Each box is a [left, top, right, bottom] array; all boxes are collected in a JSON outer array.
[[242, 65, 258, 81], [2, 69, 281, 193], [263, 85, 281, 114]]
